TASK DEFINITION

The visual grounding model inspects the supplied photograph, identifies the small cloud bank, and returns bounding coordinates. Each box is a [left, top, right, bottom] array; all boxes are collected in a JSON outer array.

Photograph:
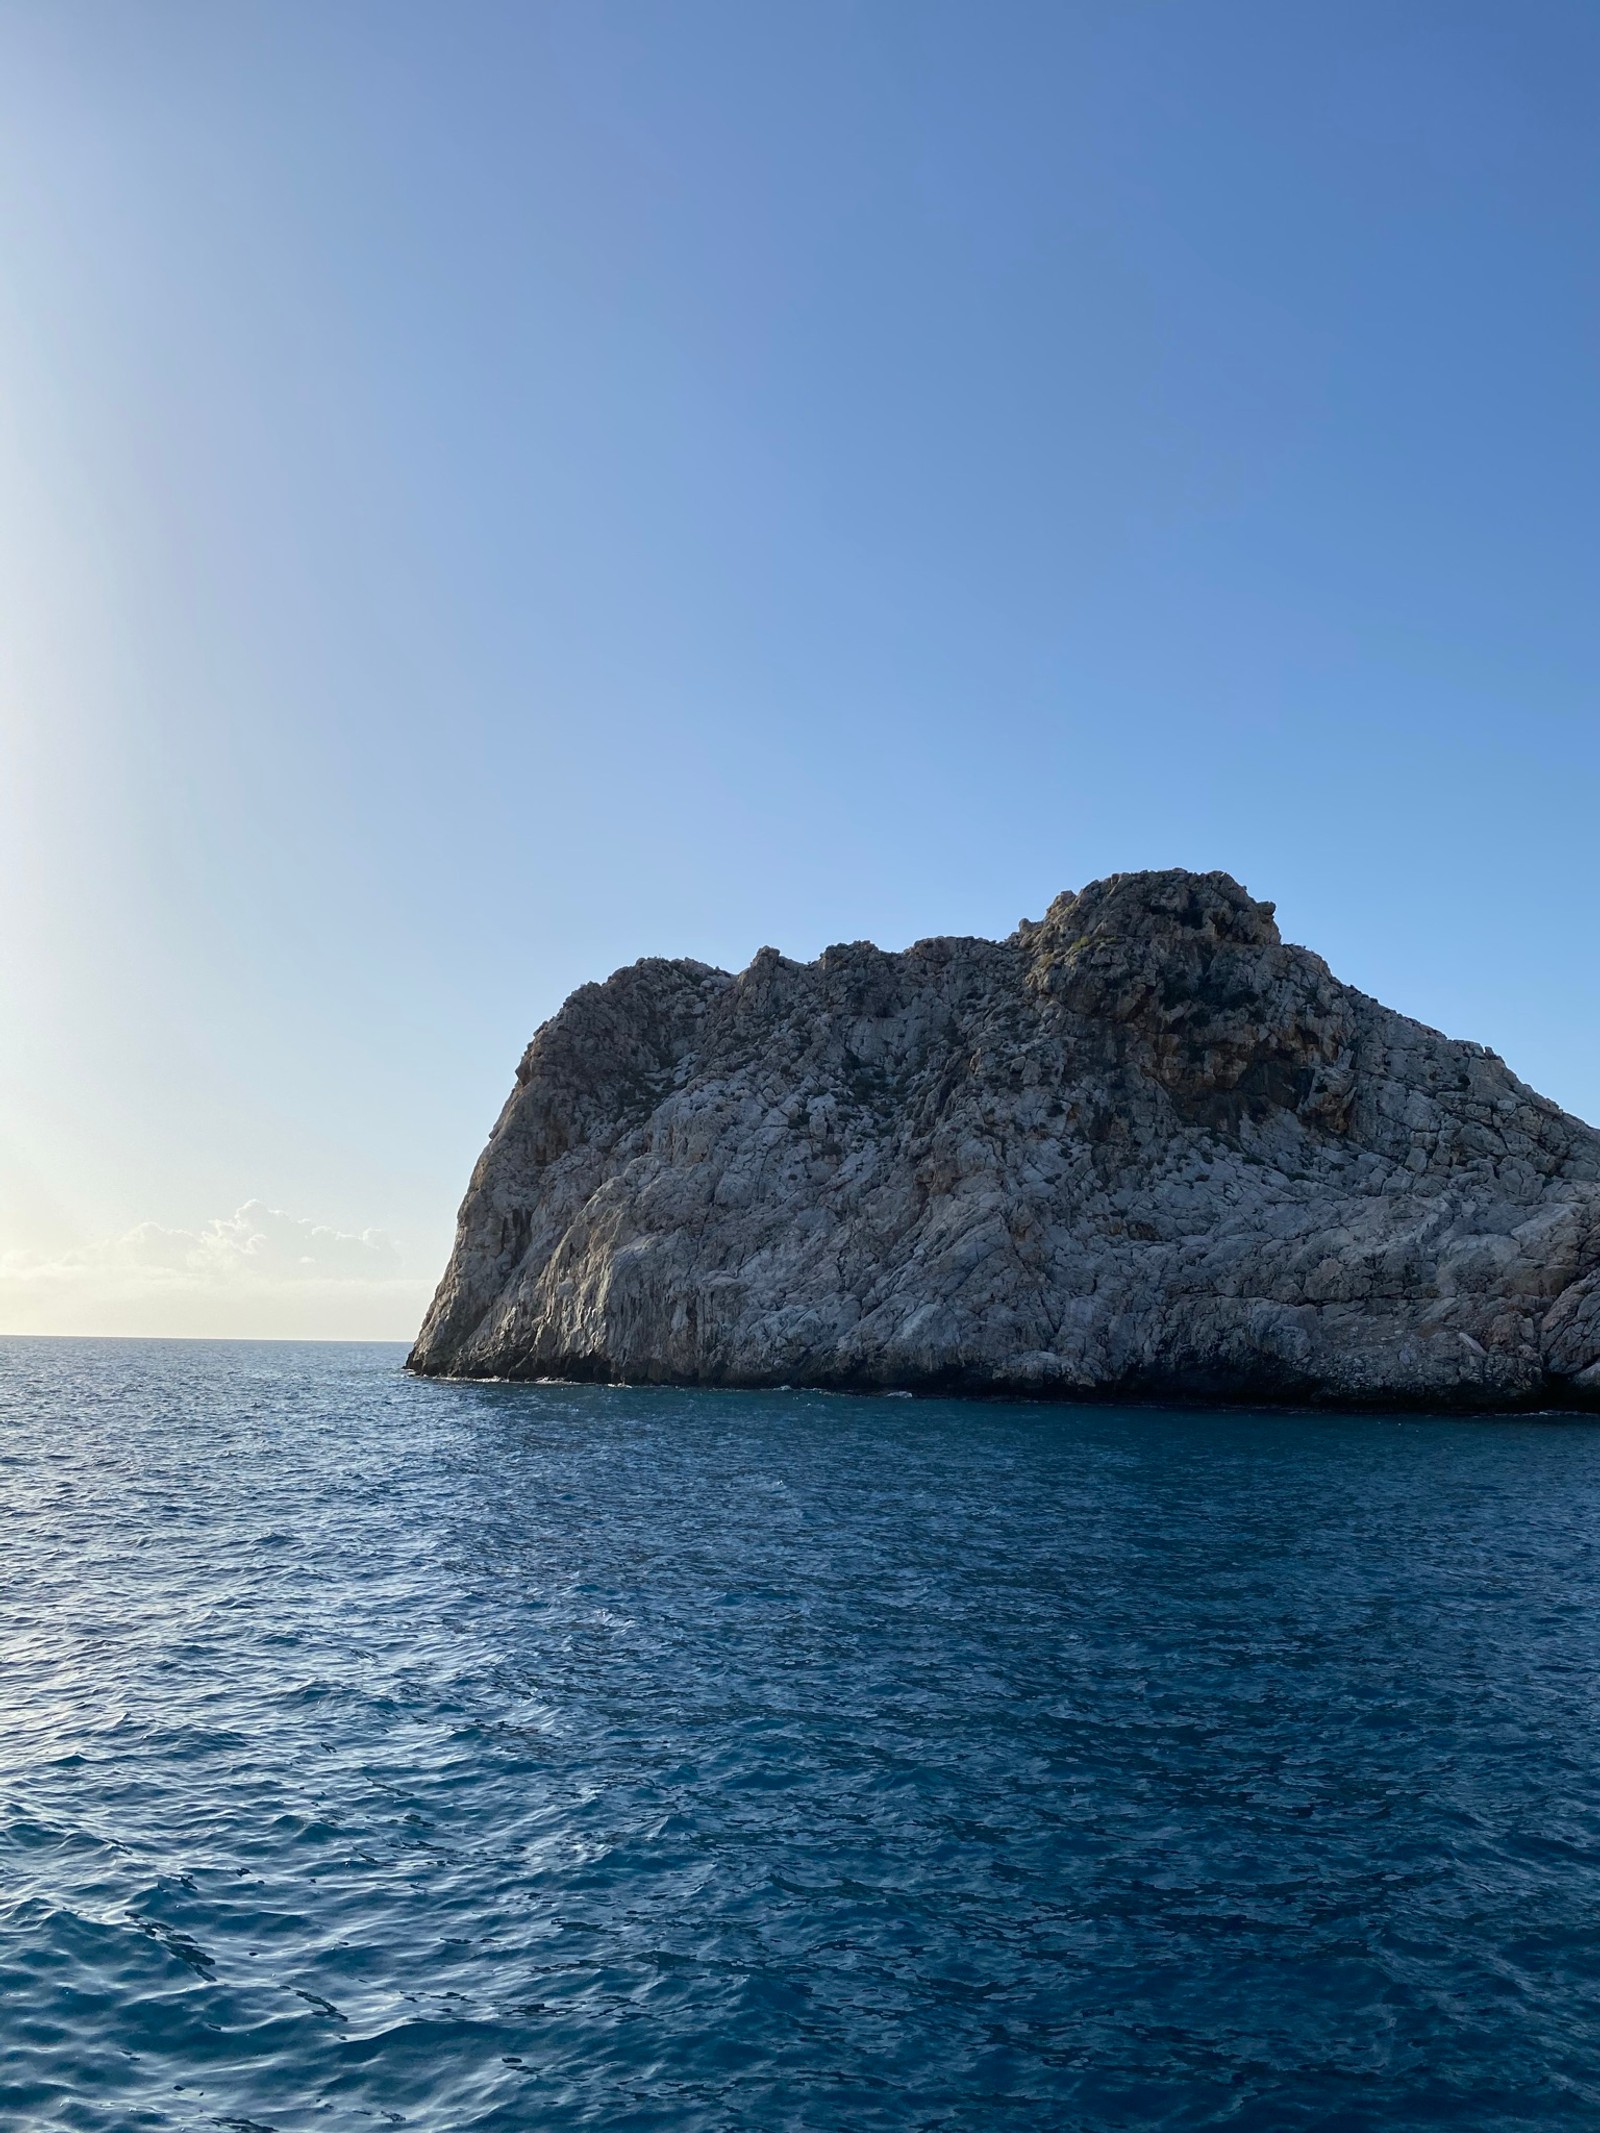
[[0, 1202, 434, 1339]]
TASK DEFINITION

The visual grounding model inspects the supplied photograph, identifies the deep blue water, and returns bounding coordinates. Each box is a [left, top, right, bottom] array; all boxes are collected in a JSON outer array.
[[5, 1344, 1600, 2130]]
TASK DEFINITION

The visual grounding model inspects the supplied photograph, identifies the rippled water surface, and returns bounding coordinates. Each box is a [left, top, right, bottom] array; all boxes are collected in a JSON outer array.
[[6, 1341, 1600, 2129]]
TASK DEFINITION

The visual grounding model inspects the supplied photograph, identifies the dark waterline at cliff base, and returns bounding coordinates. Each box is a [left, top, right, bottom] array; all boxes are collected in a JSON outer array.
[[411, 1351, 1600, 1417], [6, 1341, 1600, 2131]]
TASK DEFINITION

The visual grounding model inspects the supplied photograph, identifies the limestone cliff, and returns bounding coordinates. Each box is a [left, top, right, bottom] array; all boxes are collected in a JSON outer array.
[[409, 870, 1600, 1408]]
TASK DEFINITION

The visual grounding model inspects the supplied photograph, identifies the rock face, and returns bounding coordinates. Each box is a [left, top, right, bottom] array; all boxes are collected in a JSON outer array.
[[410, 871, 1600, 1408]]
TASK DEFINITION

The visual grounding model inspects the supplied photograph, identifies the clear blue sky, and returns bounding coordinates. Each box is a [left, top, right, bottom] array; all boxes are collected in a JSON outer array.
[[2, 0, 1597, 1335]]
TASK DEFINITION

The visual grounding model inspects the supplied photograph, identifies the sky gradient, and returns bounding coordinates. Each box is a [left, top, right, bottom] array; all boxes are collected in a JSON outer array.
[[2, 0, 1598, 1338]]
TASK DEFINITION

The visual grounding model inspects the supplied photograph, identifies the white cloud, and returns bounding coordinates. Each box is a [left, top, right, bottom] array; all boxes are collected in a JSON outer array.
[[0, 1202, 433, 1339]]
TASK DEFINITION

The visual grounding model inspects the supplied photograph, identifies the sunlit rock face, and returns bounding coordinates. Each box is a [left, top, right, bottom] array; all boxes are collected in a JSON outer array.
[[410, 870, 1600, 1409]]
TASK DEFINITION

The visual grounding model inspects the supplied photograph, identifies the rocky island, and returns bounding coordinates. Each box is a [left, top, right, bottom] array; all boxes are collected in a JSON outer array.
[[410, 870, 1600, 1408]]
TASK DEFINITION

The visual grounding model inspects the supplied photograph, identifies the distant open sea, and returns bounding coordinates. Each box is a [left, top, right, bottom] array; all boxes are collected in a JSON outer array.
[[5, 1341, 1600, 2130]]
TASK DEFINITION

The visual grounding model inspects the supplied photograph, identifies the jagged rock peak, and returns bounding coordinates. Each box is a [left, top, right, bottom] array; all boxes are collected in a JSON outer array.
[[411, 868, 1600, 1411], [1019, 867, 1282, 952]]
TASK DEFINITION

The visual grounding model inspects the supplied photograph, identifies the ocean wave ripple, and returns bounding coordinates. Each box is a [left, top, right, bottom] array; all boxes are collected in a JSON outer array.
[[4, 1339, 1600, 2129]]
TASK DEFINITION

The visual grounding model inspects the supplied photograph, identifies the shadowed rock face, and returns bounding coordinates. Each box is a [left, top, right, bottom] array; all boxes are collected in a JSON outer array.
[[410, 870, 1600, 1408]]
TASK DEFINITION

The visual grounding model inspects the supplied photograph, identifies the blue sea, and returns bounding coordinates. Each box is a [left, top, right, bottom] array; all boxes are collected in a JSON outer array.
[[5, 1341, 1600, 2130]]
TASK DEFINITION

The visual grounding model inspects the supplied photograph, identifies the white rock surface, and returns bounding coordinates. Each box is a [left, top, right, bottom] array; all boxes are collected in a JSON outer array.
[[410, 871, 1600, 1408]]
